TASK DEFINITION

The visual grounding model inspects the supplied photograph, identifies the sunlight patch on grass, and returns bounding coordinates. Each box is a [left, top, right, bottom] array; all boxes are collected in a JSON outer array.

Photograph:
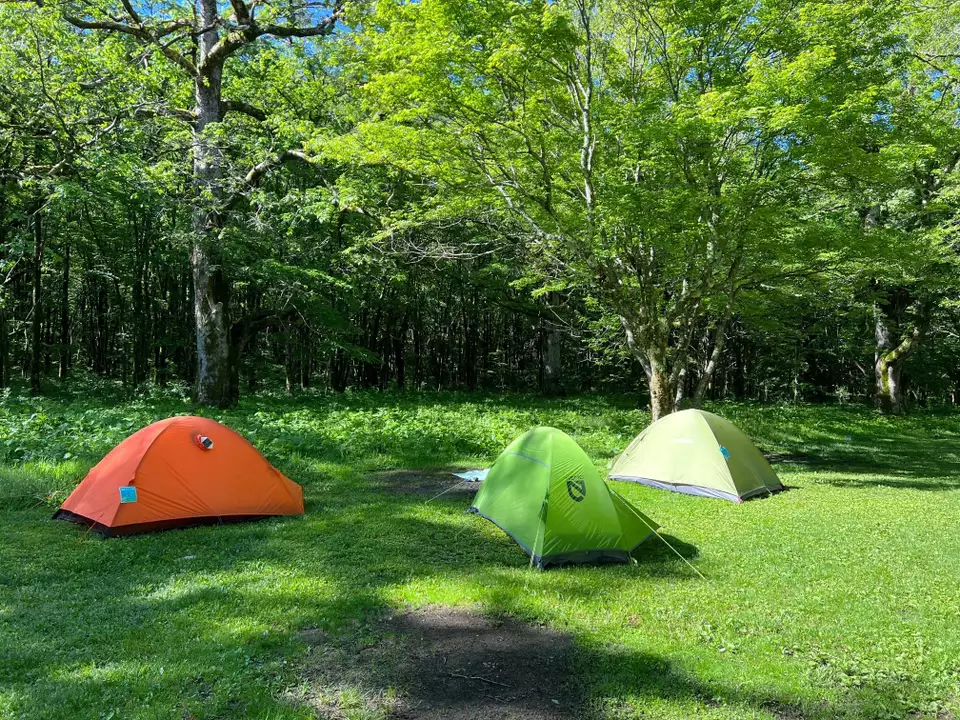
[[0, 460, 87, 511]]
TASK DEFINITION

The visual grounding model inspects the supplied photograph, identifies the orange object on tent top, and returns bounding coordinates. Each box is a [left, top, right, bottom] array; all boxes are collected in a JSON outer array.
[[54, 416, 304, 536]]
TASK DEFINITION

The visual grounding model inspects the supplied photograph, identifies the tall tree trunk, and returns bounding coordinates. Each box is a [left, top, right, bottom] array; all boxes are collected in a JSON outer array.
[[154, 280, 168, 387], [364, 307, 382, 388], [621, 314, 676, 421], [331, 347, 347, 392], [412, 308, 422, 390], [874, 305, 909, 415], [873, 295, 930, 415], [0, 297, 7, 389], [647, 357, 676, 422], [300, 325, 311, 389], [874, 350, 905, 414], [0, 200, 6, 388], [463, 293, 476, 391], [59, 240, 70, 379], [96, 282, 107, 374], [394, 312, 407, 390], [43, 302, 52, 373], [691, 315, 731, 408], [541, 293, 563, 396], [30, 200, 43, 396], [285, 329, 300, 394], [379, 314, 391, 390], [192, 1, 231, 407], [132, 232, 147, 387]]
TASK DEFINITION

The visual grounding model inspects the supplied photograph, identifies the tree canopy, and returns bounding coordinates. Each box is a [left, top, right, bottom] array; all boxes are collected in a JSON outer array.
[[0, 0, 958, 416]]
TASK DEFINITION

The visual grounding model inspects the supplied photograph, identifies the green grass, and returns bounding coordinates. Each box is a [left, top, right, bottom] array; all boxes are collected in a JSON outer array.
[[1, 389, 959, 719]]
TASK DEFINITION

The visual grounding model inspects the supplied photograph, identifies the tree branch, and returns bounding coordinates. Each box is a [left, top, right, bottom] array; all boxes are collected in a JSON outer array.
[[62, 14, 143, 35], [133, 106, 197, 122], [119, 0, 142, 25], [243, 148, 311, 186], [259, 16, 340, 38], [220, 100, 267, 122], [62, 15, 198, 76], [228, 0, 252, 26], [204, 2, 343, 69], [231, 307, 299, 346]]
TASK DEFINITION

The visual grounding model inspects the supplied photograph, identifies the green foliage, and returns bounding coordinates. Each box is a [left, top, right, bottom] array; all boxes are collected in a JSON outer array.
[[349, 0, 933, 414], [3, 0, 960, 409]]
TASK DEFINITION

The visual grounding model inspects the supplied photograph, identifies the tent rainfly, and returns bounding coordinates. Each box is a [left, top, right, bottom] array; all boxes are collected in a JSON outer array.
[[609, 409, 783, 503], [468, 426, 659, 569], [54, 416, 304, 535]]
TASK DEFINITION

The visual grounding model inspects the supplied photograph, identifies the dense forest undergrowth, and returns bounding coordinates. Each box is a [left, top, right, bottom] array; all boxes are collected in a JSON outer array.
[[1, 390, 959, 719]]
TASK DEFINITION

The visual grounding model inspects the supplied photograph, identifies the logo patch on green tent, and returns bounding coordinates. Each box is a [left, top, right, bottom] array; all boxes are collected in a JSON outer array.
[[719, 446, 731, 459], [119, 486, 137, 503], [566, 478, 586, 502]]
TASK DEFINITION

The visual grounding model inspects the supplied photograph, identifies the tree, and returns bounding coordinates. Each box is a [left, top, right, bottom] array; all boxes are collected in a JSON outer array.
[[27, 0, 347, 406], [352, 0, 904, 418], [0, 3, 127, 392], [845, 1, 960, 413]]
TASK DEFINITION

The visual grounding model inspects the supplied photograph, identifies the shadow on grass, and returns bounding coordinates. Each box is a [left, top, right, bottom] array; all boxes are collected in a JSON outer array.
[[292, 597, 926, 720], [768, 447, 960, 491], [570, 639, 931, 720], [296, 605, 582, 719], [635, 533, 699, 564], [0, 460, 707, 720], [750, 407, 960, 491]]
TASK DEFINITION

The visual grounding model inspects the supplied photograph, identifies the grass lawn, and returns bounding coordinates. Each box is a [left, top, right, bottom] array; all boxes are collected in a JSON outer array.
[[1, 388, 959, 719]]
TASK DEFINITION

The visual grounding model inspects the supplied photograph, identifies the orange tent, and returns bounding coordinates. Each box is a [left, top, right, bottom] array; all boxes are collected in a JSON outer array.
[[54, 416, 303, 536]]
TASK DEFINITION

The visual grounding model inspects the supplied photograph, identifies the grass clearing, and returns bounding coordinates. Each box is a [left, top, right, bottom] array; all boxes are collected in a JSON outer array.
[[1, 390, 959, 719]]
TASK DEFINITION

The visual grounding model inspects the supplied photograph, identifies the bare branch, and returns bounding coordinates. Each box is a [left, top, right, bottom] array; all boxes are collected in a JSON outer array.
[[204, 2, 343, 69], [133, 106, 197, 122], [259, 14, 340, 38], [228, 0, 252, 26], [119, 0, 142, 25], [62, 14, 143, 36], [243, 148, 311, 187]]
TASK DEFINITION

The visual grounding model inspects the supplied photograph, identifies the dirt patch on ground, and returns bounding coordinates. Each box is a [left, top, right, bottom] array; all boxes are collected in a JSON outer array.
[[373, 470, 482, 499], [293, 605, 581, 719]]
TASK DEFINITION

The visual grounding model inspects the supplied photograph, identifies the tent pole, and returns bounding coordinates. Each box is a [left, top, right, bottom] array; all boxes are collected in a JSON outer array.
[[529, 500, 547, 569]]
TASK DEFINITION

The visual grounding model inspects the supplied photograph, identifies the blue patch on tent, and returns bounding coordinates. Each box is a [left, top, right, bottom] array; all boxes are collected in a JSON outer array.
[[119, 486, 138, 503], [719, 446, 731, 459]]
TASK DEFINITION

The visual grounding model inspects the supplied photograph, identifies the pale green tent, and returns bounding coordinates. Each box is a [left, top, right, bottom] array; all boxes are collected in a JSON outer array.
[[469, 427, 659, 569], [609, 409, 783, 503]]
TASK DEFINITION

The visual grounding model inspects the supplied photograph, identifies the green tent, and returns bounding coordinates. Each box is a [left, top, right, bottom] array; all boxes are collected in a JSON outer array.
[[609, 409, 783, 503], [468, 427, 659, 569]]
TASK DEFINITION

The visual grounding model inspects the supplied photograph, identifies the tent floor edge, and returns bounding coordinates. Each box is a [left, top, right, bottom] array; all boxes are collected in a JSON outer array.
[[537, 548, 633, 570], [609, 475, 772, 503], [52, 509, 115, 537], [52, 510, 293, 537], [738, 485, 786, 501]]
